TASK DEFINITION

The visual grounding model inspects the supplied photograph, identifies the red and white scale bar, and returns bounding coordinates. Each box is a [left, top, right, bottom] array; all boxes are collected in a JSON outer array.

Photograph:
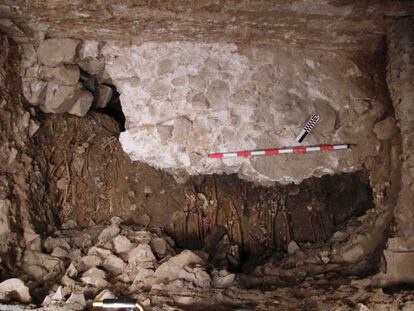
[[208, 144, 350, 159]]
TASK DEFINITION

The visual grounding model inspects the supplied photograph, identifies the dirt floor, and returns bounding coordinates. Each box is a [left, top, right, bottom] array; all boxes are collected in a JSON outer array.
[[32, 112, 374, 269]]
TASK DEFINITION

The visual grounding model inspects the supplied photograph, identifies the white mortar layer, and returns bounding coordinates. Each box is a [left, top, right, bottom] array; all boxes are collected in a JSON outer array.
[[102, 42, 383, 184]]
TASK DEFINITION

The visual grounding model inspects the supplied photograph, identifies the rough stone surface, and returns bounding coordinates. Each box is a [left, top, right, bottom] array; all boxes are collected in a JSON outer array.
[[128, 244, 156, 265], [22, 78, 46, 105], [113, 235, 133, 255], [0, 279, 31, 303], [77, 255, 102, 272], [66, 292, 86, 307], [98, 224, 120, 241], [42, 65, 80, 86], [96, 85, 113, 108], [212, 270, 235, 288], [288, 241, 300, 255], [103, 42, 384, 184], [373, 116, 399, 141], [42, 82, 82, 114], [150, 237, 169, 258], [68, 90, 93, 117], [37, 38, 80, 67], [103, 254, 125, 275], [154, 250, 203, 282], [80, 267, 108, 288]]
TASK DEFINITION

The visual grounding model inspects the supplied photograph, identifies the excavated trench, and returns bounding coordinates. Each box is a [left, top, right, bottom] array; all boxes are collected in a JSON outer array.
[[0, 2, 414, 310], [32, 112, 375, 272]]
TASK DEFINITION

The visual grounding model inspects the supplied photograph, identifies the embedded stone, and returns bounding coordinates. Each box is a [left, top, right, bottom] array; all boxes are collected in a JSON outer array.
[[373, 116, 398, 140], [38, 38, 80, 67], [42, 65, 80, 85], [42, 81, 82, 114], [22, 78, 47, 105], [68, 90, 93, 117], [96, 84, 113, 108], [128, 244, 156, 265]]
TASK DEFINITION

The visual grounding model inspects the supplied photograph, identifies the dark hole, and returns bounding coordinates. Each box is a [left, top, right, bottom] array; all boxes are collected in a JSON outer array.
[[79, 69, 126, 132], [95, 86, 126, 132]]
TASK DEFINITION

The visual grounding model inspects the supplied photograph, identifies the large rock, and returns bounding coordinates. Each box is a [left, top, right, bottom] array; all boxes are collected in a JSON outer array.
[[37, 38, 80, 67], [373, 116, 398, 140], [150, 237, 170, 258], [80, 267, 108, 288], [23, 250, 65, 280], [103, 254, 125, 275], [178, 266, 211, 288], [77, 255, 103, 272], [98, 223, 120, 241], [154, 250, 203, 282], [42, 65, 80, 85], [22, 78, 47, 105], [41, 81, 82, 114], [128, 244, 156, 265], [96, 84, 113, 108], [113, 235, 133, 255], [212, 270, 235, 288], [0, 278, 31, 303], [66, 292, 86, 308], [43, 237, 71, 253], [103, 42, 383, 185], [68, 90, 93, 117]]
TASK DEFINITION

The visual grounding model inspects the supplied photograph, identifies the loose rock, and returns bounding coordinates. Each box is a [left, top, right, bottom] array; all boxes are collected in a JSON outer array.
[[0, 279, 31, 303], [288, 241, 300, 255], [113, 235, 133, 255], [96, 84, 113, 108], [66, 292, 86, 308], [154, 250, 203, 282], [103, 254, 125, 276], [81, 267, 108, 288]]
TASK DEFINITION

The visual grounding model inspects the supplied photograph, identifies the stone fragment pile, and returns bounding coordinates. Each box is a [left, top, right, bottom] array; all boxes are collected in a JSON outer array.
[[0, 217, 235, 309], [21, 39, 113, 117]]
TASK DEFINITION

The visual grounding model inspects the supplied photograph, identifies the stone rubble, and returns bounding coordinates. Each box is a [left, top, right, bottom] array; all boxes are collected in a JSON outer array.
[[20, 39, 114, 117]]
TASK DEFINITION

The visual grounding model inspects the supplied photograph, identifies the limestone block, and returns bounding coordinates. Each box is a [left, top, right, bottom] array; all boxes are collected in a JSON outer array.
[[68, 90, 93, 117], [42, 65, 80, 85], [96, 84, 113, 108], [41, 81, 82, 113], [22, 78, 47, 105], [79, 40, 100, 59], [37, 38, 80, 67], [0, 278, 31, 303]]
